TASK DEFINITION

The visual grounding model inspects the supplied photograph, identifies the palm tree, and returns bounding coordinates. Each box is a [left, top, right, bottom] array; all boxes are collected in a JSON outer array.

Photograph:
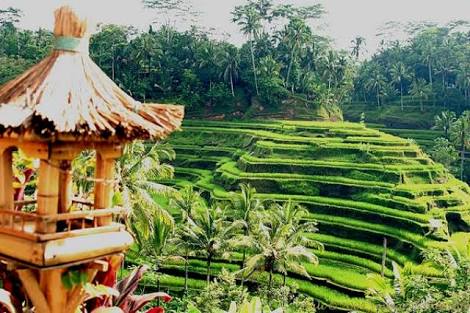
[[450, 111, 470, 180], [410, 78, 431, 112], [196, 40, 219, 94], [269, 201, 323, 285], [129, 208, 174, 295], [390, 62, 411, 111], [116, 141, 176, 230], [171, 186, 205, 293], [131, 31, 162, 78], [419, 38, 435, 91], [367, 249, 470, 313], [240, 201, 321, 293], [171, 185, 205, 222], [233, 5, 262, 95], [283, 17, 311, 90], [228, 184, 264, 274], [456, 64, 470, 106], [433, 111, 456, 139], [350, 36, 366, 60], [220, 46, 240, 97], [322, 50, 338, 93], [180, 204, 244, 284], [365, 68, 386, 107], [436, 56, 455, 108]]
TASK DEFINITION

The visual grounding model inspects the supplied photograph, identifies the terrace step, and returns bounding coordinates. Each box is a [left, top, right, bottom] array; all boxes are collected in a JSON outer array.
[[164, 119, 467, 313]]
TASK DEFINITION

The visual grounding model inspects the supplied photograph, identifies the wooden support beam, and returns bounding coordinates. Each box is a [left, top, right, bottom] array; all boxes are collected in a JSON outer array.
[[0, 148, 14, 225], [43, 269, 67, 313], [0, 139, 48, 160], [58, 161, 72, 214], [0, 230, 44, 265], [94, 151, 116, 226], [43, 231, 133, 266], [37, 160, 60, 233], [17, 269, 51, 313]]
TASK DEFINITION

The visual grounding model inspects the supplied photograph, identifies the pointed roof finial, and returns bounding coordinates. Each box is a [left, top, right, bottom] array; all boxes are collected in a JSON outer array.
[[53, 6, 90, 54]]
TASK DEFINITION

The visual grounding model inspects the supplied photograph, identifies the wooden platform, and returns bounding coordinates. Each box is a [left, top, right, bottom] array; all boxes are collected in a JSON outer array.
[[0, 204, 133, 268], [0, 228, 133, 267]]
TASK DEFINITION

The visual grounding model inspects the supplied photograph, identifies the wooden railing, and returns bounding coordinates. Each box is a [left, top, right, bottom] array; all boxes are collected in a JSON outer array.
[[0, 199, 129, 242]]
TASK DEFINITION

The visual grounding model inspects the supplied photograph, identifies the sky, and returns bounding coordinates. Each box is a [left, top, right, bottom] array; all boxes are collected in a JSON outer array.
[[1, 0, 470, 56]]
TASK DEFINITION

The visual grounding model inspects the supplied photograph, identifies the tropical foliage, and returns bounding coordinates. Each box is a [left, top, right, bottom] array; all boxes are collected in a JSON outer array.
[[0, 1, 353, 117], [353, 23, 470, 111]]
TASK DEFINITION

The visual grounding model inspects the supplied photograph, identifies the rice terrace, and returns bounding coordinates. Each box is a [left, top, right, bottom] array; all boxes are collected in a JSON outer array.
[[0, 0, 469, 313]]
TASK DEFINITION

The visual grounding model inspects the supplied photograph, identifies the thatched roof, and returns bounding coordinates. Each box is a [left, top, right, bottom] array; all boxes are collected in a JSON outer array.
[[0, 6, 184, 141]]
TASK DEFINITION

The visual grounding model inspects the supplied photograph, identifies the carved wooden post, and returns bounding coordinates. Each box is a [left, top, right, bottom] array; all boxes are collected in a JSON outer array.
[[94, 151, 115, 226], [0, 148, 14, 226], [58, 160, 73, 214], [37, 159, 60, 233], [44, 269, 67, 313]]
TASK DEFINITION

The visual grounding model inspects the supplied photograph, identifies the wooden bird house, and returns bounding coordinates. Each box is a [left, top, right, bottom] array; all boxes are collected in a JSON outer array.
[[0, 6, 183, 313]]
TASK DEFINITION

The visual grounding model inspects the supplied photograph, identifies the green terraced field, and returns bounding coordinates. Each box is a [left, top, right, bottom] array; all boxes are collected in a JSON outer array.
[[160, 119, 470, 312]]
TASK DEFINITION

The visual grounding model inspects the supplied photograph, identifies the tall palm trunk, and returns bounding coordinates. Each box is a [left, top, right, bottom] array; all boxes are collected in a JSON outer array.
[[428, 62, 433, 87], [460, 147, 465, 181], [157, 273, 161, 306], [268, 268, 273, 296], [184, 249, 189, 294], [111, 56, 115, 81], [206, 254, 212, 285], [230, 73, 235, 97], [249, 33, 259, 96], [428, 61, 435, 106], [283, 264, 287, 286], [381, 237, 387, 277], [239, 248, 247, 287], [241, 225, 249, 286], [400, 82, 404, 111], [376, 86, 380, 107], [286, 43, 297, 90]]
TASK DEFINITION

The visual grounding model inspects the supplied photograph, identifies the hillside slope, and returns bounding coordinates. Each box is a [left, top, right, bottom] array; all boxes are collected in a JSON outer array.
[[159, 120, 470, 312]]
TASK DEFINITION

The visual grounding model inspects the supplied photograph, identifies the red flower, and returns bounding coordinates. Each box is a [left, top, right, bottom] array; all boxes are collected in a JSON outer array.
[[162, 295, 173, 303], [146, 307, 165, 313]]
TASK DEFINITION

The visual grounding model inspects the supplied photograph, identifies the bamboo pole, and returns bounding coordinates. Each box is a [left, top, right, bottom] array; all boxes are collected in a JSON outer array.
[[0, 148, 14, 226], [94, 151, 115, 226], [0, 148, 14, 209], [43, 269, 67, 313], [37, 160, 60, 233], [58, 160, 73, 214]]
